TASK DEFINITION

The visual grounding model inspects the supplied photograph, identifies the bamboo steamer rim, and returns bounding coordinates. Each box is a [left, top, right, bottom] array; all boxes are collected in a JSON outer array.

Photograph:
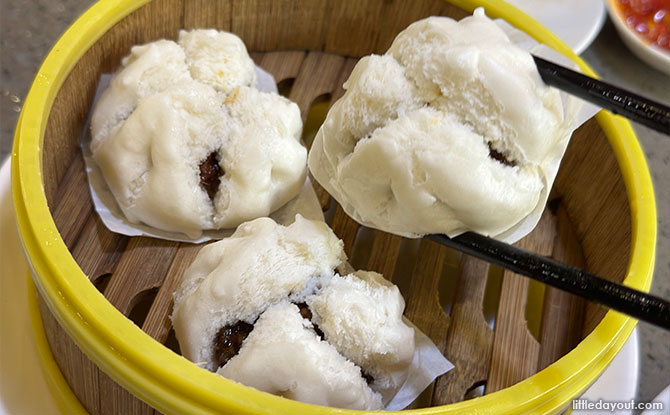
[[12, 0, 657, 413], [26, 274, 87, 414]]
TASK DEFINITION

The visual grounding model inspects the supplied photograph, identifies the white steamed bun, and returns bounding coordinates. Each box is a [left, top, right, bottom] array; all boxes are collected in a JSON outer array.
[[171, 215, 415, 410], [308, 9, 568, 239], [91, 29, 306, 238]]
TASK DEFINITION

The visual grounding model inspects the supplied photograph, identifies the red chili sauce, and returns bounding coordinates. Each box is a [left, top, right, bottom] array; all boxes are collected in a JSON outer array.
[[615, 0, 670, 50]]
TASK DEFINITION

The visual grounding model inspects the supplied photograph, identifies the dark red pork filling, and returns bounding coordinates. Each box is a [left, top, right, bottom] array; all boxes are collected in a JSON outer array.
[[212, 321, 254, 368], [488, 142, 516, 167], [199, 152, 224, 200]]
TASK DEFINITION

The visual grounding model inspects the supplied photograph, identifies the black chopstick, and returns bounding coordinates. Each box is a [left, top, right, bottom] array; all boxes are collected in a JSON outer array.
[[533, 55, 670, 135], [427, 232, 670, 330]]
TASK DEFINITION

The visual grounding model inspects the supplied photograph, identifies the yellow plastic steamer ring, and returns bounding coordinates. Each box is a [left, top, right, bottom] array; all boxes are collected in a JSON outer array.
[[12, 0, 656, 413], [26, 275, 88, 414]]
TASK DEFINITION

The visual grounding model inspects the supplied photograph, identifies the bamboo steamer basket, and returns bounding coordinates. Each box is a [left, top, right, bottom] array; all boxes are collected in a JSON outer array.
[[12, 0, 657, 413]]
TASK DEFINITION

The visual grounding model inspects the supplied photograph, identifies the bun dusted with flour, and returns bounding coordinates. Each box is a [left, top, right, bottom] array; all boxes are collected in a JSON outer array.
[[308, 9, 570, 239], [171, 215, 415, 410], [91, 29, 305, 238]]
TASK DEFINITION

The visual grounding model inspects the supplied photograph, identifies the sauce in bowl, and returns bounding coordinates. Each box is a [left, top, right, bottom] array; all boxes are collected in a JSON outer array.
[[615, 0, 670, 49]]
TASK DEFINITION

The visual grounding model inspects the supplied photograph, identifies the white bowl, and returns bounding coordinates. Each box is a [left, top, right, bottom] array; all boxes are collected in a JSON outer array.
[[606, 0, 670, 75], [507, 0, 606, 54]]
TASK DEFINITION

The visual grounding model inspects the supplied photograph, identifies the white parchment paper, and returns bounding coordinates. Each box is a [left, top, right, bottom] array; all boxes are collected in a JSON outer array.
[[385, 319, 455, 410], [82, 66, 453, 409]]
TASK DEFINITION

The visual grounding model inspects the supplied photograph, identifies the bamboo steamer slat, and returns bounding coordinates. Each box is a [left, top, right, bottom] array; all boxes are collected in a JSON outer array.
[[12, 0, 656, 414]]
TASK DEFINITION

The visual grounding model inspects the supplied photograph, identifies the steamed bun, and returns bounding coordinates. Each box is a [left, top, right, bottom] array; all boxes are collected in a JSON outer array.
[[91, 29, 306, 238], [308, 9, 569, 239], [171, 215, 415, 410], [219, 301, 383, 410]]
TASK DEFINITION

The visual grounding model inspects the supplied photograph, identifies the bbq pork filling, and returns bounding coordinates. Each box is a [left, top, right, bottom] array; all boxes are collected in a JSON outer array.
[[171, 215, 415, 410]]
